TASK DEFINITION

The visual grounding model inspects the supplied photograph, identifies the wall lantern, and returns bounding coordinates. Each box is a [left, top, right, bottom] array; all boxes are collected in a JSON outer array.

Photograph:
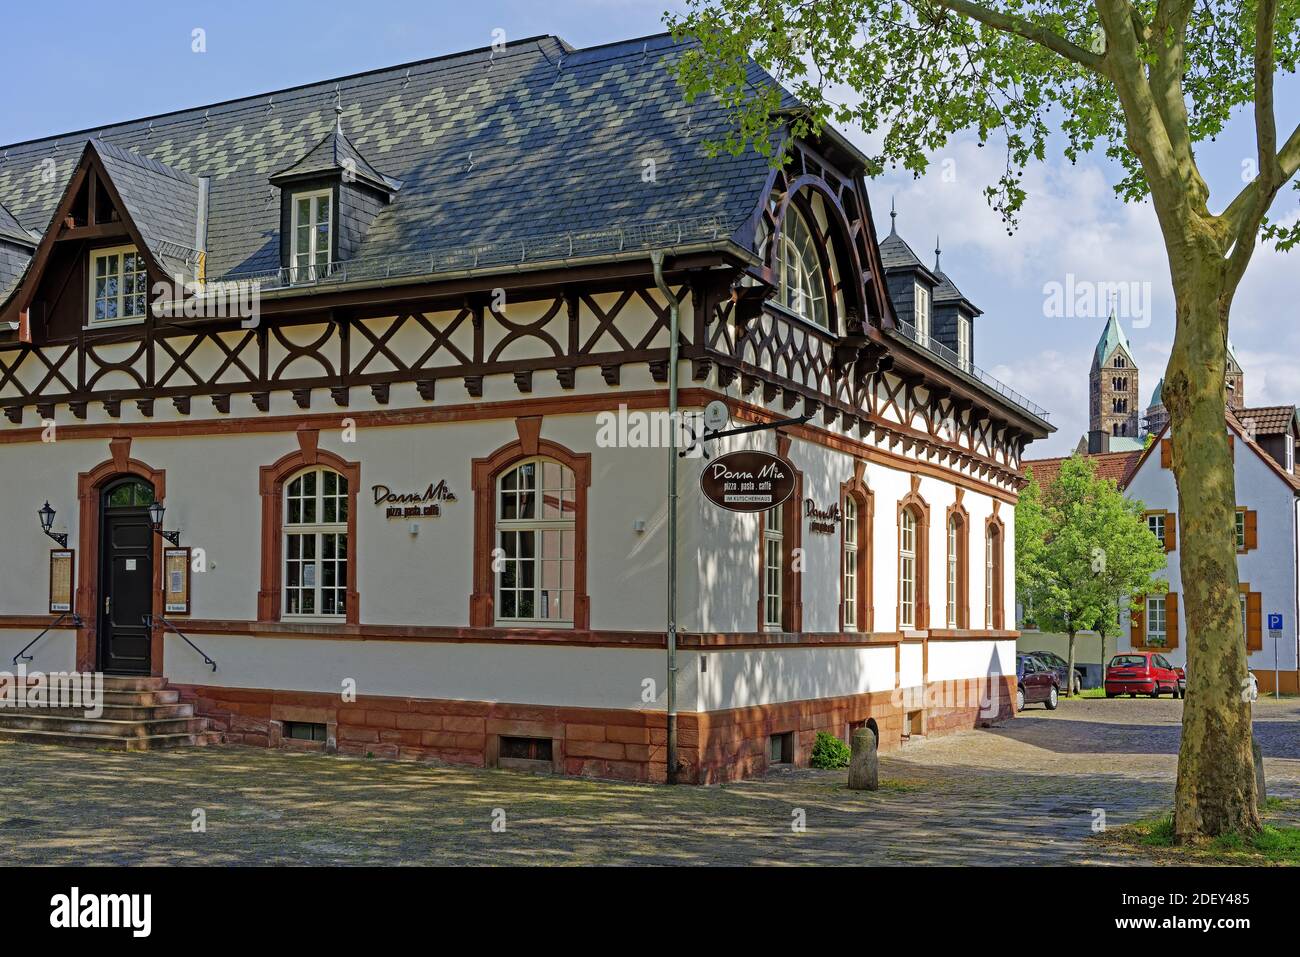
[[38, 501, 68, 548], [147, 500, 182, 546]]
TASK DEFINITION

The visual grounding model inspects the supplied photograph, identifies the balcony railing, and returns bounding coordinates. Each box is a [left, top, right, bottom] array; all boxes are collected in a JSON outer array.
[[890, 319, 1050, 422], [216, 216, 734, 292]]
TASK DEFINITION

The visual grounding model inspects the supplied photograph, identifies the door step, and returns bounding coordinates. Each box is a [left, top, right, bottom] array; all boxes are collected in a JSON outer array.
[[0, 676, 215, 751]]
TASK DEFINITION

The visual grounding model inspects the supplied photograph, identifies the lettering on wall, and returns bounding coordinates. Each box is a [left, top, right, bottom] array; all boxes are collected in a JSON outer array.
[[372, 480, 458, 519], [804, 498, 842, 535]]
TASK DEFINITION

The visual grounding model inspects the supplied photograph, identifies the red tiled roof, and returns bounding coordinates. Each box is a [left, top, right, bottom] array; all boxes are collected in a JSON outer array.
[[1022, 449, 1143, 489], [1235, 405, 1297, 436]]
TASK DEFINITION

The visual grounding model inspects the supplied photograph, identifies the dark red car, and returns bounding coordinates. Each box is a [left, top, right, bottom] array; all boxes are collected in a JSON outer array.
[[1105, 652, 1186, 698], [1016, 653, 1059, 711]]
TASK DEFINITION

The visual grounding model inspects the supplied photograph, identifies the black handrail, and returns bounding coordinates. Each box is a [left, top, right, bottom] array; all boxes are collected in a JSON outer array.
[[12, 612, 82, 666], [143, 615, 217, 672]]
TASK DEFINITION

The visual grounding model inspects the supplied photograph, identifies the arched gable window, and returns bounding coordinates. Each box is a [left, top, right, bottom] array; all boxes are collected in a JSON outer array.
[[773, 206, 829, 328], [495, 458, 576, 625], [471, 419, 591, 629]]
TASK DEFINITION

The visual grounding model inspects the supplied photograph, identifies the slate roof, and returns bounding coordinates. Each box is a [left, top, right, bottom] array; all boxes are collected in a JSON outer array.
[[1093, 311, 1133, 367], [1237, 405, 1298, 436], [0, 200, 35, 247], [0, 33, 780, 293], [90, 139, 206, 280], [1023, 450, 1143, 489], [878, 226, 928, 271]]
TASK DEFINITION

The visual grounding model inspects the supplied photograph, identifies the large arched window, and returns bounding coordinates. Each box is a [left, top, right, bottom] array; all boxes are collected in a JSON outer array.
[[283, 467, 349, 617], [775, 207, 829, 328], [495, 457, 576, 625]]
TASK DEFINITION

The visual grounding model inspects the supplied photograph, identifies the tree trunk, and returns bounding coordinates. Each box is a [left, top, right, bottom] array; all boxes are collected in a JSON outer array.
[[1065, 631, 1077, 697], [1165, 258, 1260, 841]]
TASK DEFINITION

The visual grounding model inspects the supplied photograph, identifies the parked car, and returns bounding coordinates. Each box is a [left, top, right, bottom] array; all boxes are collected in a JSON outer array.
[[1016, 653, 1060, 711], [1105, 652, 1186, 699], [1026, 650, 1087, 692]]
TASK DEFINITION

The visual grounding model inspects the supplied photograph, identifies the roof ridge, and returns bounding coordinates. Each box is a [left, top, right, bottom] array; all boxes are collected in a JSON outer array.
[[0, 35, 569, 152]]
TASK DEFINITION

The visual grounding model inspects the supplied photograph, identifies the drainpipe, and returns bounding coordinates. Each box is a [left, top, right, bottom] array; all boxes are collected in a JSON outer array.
[[651, 250, 679, 784]]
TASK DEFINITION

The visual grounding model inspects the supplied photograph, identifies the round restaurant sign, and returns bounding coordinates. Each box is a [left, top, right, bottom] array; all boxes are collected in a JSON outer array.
[[699, 450, 797, 513]]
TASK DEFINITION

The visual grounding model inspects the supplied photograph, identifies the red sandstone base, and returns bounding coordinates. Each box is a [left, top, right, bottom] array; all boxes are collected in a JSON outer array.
[[174, 675, 1016, 784]]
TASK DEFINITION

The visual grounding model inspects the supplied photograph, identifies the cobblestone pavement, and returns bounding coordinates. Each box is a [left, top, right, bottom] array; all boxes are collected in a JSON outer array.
[[1, 696, 1296, 865]]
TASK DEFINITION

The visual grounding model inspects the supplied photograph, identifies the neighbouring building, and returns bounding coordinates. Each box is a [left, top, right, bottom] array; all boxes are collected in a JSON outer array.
[[0, 33, 1052, 782], [1025, 326, 1300, 693]]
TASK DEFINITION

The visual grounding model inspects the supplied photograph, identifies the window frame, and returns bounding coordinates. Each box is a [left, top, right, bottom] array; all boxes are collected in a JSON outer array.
[[956, 314, 970, 369], [258, 440, 360, 625], [290, 188, 334, 283], [773, 205, 829, 329], [1146, 595, 1168, 646], [281, 466, 351, 620], [493, 456, 578, 628], [840, 470, 872, 633], [470, 426, 591, 630], [913, 282, 931, 345], [985, 513, 1005, 630], [87, 244, 149, 327], [762, 504, 785, 631], [944, 502, 969, 630]]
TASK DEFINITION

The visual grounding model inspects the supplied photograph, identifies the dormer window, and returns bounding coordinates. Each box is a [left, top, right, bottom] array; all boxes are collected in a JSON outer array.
[[290, 189, 333, 282], [88, 245, 148, 326], [914, 282, 931, 344]]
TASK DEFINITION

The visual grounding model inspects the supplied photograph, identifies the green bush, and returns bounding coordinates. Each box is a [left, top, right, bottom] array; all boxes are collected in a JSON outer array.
[[809, 731, 851, 770]]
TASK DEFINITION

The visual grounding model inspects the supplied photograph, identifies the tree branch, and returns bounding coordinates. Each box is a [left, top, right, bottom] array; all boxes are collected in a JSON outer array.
[[928, 0, 1105, 71], [1224, 0, 1283, 288]]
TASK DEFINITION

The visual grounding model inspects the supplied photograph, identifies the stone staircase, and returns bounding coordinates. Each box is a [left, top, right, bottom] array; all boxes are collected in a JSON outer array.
[[0, 675, 219, 751]]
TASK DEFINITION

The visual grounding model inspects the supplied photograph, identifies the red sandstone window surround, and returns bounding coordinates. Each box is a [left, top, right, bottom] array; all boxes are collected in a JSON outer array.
[[470, 417, 591, 630], [840, 460, 873, 632], [259, 429, 360, 625]]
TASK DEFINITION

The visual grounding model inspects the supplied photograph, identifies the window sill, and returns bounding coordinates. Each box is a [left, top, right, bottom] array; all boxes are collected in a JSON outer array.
[[84, 317, 146, 331], [493, 620, 574, 630]]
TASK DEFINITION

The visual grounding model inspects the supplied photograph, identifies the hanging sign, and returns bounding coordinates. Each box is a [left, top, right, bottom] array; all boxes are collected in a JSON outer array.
[[700, 451, 796, 513]]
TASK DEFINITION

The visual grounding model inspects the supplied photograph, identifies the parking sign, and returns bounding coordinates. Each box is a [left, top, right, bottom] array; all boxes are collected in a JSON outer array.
[[1268, 612, 1283, 631]]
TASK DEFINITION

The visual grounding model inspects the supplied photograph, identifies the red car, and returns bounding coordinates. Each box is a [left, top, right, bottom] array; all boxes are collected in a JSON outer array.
[[1105, 652, 1186, 699]]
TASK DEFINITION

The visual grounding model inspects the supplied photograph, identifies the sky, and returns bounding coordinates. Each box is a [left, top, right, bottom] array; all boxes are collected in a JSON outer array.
[[2, 0, 1297, 457]]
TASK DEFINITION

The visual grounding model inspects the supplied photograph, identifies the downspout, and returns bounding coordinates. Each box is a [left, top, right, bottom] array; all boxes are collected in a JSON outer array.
[[651, 250, 679, 784]]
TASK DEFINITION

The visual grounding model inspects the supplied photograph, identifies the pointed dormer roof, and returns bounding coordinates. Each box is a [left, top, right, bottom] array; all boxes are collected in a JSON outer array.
[[269, 124, 402, 198], [0, 200, 36, 303], [928, 236, 981, 314], [877, 203, 935, 277], [91, 139, 208, 280], [1093, 310, 1133, 367], [1148, 377, 1164, 409]]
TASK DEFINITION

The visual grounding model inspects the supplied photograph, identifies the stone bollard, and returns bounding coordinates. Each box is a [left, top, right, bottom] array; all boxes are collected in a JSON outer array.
[[848, 728, 879, 791], [1253, 739, 1267, 804]]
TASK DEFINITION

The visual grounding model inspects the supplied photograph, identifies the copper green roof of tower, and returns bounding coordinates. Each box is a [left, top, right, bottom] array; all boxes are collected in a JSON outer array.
[[1093, 311, 1133, 367], [1148, 377, 1164, 409]]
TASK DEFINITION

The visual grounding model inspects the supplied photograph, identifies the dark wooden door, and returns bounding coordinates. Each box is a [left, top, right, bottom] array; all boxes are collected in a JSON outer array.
[[98, 480, 155, 674]]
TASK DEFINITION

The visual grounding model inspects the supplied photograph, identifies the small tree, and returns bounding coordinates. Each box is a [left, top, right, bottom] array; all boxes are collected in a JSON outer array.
[[1020, 456, 1167, 694]]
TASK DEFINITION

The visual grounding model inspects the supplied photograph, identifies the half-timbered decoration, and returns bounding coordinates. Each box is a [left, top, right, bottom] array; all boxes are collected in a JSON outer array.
[[0, 32, 1051, 780]]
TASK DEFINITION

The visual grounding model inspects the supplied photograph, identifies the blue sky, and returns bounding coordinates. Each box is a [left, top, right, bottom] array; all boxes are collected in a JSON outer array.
[[3, 0, 1297, 456]]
